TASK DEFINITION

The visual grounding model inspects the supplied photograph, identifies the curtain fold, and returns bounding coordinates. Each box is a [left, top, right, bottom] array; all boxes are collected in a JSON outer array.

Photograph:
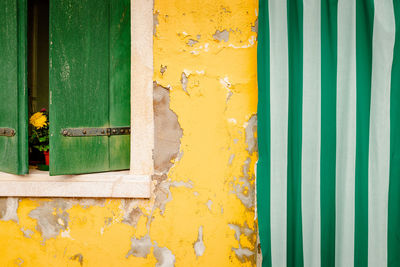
[[257, 0, 400, 266]]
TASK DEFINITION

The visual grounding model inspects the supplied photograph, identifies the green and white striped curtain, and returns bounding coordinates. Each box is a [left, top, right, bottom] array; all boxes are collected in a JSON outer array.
[[257, 0, 400, 266]]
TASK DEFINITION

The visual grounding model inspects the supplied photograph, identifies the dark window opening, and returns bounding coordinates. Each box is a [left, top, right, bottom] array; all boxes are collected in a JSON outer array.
[[28, 0, 49, 168]]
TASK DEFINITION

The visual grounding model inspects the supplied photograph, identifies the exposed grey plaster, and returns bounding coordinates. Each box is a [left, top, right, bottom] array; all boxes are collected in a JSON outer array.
[[232, 247, 255, 260], [126, 235, 152, 258], [122, 207, 143, 227], [187, 39, 199, 47], [153, 181, 172, 215], [245, 115, 257, 154], [229, 223, 256, 263], [21, 228, 34, 238], [180, 73, 189, 95], [232, 158, 255, 209], [160, 65, 167, 75], [229, 222, 254, 241], [154, 244, 176, 267], [154, 82, 183, 174], [213, 29, 230, 42], [193, 226, 205, 257], [154, 180, 193, 215], [0, 198, 19, 222], [154, 11, 159, 36], [29, 200, 71, 241], [251, 18, 258, 33]]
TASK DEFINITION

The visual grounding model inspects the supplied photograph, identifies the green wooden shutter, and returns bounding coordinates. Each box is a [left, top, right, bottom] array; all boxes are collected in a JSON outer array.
[[0, 0, 28, 175], [49, 0, 130, 175]]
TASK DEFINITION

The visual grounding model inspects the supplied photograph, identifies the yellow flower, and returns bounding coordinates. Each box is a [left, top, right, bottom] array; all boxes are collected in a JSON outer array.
[[30, 112, 47, 129]]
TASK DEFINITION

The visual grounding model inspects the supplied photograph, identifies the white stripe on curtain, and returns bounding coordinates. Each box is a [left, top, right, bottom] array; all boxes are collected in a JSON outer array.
[[302, 0, 321, 266], [368, 0, 395, 265], [335, 0, 357, 266], [269, 0, 289, 265]]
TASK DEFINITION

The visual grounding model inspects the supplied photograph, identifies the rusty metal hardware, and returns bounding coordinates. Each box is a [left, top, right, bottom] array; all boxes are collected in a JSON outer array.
[[0, 128, 15, 137], [61, 127, 131, 137]]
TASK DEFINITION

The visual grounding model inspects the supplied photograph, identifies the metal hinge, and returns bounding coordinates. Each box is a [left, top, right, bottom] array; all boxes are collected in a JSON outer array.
[[0, 128, 16, 137], [61, 127, 131, 137]]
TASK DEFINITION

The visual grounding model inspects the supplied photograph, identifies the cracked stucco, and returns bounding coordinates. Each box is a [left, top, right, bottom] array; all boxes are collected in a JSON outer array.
[[0, 0, 258, 266]]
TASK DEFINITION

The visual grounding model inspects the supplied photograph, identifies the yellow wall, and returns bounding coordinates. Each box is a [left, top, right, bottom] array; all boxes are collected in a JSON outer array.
[[0, 0, 259, 266]]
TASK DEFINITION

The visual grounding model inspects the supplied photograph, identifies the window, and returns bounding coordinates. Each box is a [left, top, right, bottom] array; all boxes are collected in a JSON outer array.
[[0, 0, 153, 198]]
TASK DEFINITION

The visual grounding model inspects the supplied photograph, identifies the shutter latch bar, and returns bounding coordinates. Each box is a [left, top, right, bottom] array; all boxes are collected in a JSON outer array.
[[0, 128, 16, 137], [61, 127, 131, 137]]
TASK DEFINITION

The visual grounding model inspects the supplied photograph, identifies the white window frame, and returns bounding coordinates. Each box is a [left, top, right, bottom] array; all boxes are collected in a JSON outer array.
[[0, 0, 154, 198]]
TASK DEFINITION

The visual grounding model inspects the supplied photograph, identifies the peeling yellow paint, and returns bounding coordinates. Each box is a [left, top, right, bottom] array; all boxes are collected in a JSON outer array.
[[0, 0, 258, 266]]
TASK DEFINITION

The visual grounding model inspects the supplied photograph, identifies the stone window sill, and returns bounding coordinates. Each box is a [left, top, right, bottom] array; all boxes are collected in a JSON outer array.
[[0, 170, 151, 198]]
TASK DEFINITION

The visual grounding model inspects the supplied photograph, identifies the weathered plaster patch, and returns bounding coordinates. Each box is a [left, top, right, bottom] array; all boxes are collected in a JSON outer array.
[[187, 39, 199, 47], [122, 207, 143, 227], [229, 223, 256, 263], [180, 72, 189, 95], [127, 236, 176, 267], [154, 82, 183, 174], [29, 200, 71, 241], [245, 114, 258, 154], [160, 65, 167, 75], [232, 247, 255, 261], [193, 226, 205, 257], [229, 222, 254, 242], [154, 11, 160, 36], [0, 198, 19, 222], [154, 244, 176, 267], [153, 180, 194, 215], [213, 29, 230, 42], [232, 158, 255, 209], [126, 235, 152, 258], [70, 253, 84, 266], [251, 18, 258, 33], [21, 228, 34, 238]]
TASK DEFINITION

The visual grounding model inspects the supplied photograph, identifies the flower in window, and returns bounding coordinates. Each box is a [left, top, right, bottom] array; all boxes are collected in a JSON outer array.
[[30, 112, 47, 129]]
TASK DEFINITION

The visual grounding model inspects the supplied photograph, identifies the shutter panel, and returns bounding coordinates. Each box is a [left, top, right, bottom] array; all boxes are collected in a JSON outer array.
[[0, 0, 28, 175], [49, 0, 130, 175]]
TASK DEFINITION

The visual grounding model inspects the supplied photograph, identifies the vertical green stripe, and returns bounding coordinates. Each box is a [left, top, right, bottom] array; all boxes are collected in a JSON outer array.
[[355, 0, 373, 266], [320, 1, 337, 266], [388, 1, 400, 265], [257, 0, 272, 266], [287, 0, 303, 266]]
